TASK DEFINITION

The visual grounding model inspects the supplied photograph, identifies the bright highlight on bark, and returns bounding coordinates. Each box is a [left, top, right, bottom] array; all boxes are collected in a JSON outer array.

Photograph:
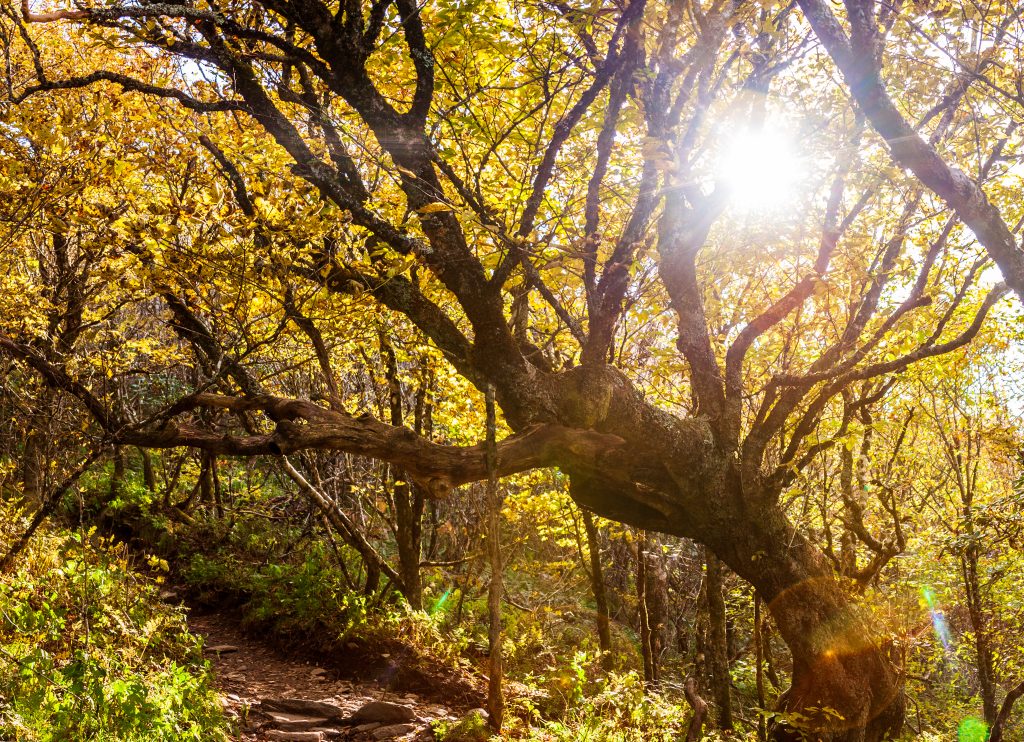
[[718, 123, 802, 211]]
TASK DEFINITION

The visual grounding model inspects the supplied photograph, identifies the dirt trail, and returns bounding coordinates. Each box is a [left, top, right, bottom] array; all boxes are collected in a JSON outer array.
[[188, 611, 462, 741]]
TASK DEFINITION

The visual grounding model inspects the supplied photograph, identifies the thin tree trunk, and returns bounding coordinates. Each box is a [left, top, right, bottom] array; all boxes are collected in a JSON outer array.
[[484, 384, 504, 732], [962, 552, 997, 724], [139, 448, 156, 492], [162, 455, 185, 509], [705, 547, 733, 731], [198, 452, 213, 507], [281, 457, 402, 593], [647, 536, 665, 683], [763, 617, 781, 691], [109, 446, 125, 502], [637, 530, 654, 687], [755, 593, 767, 742], [582, 509, 613, 669], [683, 676, 709, 742], [382, 331, 425, 610], [394, 483, 424, 610], [364, 561, 380, 596], [211, 456, 223, 519]]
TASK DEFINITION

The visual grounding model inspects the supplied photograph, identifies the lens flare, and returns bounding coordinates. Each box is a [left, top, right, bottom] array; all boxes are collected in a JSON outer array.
[[920, 586, 953, 653], [921, 588, 989, 737], [958, 717, 988, 742], [430, 588, 452, 615]]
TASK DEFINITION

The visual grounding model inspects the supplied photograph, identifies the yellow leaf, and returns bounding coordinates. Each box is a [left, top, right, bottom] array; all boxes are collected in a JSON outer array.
[[416, 202, 453, 214]]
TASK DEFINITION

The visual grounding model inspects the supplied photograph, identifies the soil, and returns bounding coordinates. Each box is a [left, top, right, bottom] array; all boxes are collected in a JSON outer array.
[[187, 608, 480, 741]]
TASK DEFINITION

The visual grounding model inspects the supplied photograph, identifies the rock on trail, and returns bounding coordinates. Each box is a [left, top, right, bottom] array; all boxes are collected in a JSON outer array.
[[187, 612, 460, 741]]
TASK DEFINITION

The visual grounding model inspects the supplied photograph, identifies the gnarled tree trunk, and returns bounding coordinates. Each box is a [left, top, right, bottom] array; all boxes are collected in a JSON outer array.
[[705, 505, 904, 742], [554, 369, 904, 742]]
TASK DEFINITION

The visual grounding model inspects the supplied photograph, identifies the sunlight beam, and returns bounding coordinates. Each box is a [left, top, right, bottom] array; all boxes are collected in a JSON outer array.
[[717, 123, 802, 211]]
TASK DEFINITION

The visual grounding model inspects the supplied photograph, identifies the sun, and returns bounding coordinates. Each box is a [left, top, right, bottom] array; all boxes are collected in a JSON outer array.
[[717, 123, 802, 211]]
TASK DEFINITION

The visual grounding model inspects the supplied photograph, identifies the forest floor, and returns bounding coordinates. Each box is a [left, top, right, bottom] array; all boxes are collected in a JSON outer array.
[[187, 609, 473, 741]]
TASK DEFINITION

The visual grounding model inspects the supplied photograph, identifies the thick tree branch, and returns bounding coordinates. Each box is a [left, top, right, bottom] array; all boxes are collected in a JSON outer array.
[[990, 679, 1024, 742], [117, 393, 626, 498], [15, 70, 245, 112]]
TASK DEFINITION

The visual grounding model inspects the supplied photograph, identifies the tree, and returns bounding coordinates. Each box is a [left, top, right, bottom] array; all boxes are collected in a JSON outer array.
[[913, 358, 1024, 728], [4, 0, 1023, 738]]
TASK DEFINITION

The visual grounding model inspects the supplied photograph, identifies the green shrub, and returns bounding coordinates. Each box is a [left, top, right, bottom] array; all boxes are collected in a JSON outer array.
[[0, 505, 229, 741], [512, 654, 687, 741]]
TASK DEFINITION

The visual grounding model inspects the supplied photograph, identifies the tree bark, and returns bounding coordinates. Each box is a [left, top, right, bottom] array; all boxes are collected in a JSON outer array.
[[211, 455, 223, 519], [109, 446, 125, 502], [582, 509, 613, 669], [989, 679, 1024, 742], [706, 513, 904, 742], [139, 448, 156, 492], [755, 594, 767, 742], [962, 552, 997, 724], [647, 537, 666, 683], [637, 530, 654, 687], [705, 547, 734, 731], [683, 676, 709, 742], [198, 451, 213, 507], [394, 481, 424, 611], [484, 384, 504, 732], [381, 332, 425, 610], [954, 447, 998, 726]]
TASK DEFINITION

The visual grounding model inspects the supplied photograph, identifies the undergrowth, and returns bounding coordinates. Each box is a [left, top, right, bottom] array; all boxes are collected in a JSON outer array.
[[103, 472, 704, 739], [0, 500, 229, 741]]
